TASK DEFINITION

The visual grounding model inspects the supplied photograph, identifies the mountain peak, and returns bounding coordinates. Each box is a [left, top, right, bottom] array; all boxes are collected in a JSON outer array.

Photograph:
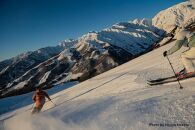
[[131, 18, 152, 26], [59, 39, 77, 48], [152, 0, 195, 32]]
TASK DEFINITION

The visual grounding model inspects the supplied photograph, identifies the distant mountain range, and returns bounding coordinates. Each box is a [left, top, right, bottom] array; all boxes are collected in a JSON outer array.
[[0, 0, 195, 98]]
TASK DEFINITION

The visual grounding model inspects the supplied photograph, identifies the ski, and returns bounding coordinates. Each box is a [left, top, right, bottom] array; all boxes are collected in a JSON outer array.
[[147, 75, 176, 83], [147, 74, 195, 86]]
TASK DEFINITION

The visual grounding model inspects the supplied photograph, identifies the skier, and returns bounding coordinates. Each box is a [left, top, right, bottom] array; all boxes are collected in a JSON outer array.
[[31, 87, 51, 114], [163, 28, 195, 79]]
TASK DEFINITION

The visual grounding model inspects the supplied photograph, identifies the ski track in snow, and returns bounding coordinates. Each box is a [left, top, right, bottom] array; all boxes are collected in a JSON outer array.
[[1, 41, 195, 130]]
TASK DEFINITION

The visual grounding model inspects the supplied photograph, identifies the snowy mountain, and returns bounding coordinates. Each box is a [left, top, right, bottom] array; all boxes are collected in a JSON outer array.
[[152, 0, 195, 32], [0, 40, 77, 92], [59, 39, 77, 48], [152, 0, 195, 47], [0, 18, 164, 98]]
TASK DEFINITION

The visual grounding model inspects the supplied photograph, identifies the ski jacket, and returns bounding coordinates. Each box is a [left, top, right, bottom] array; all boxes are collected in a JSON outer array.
[[167, 30, 195, 55], [32, 90, 51, 103]]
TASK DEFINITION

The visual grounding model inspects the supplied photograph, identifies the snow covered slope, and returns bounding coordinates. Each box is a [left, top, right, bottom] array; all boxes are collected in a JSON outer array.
[[1, 40, 195, 130]]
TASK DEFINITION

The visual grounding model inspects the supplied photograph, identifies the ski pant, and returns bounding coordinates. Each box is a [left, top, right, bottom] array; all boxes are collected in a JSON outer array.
[[181, 47, 195, 73], [31, 106, 43, 114], [31, 100, 45, 114]]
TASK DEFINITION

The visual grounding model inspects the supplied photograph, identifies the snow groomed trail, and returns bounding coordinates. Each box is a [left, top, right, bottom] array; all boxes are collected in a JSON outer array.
[[1, 41, 195, 130]]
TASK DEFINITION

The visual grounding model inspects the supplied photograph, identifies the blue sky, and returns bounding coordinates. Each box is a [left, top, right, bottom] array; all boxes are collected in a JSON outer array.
[[0, 0, 185, 61]]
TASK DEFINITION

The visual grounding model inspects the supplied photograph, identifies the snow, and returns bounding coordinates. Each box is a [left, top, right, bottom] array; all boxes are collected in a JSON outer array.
[[54, 73, 83, 85], [152, 1, 195, 31], [39, 71, 51, 85], [76, 19, 164, 56], [57, 49, 74, 62], [14, 81, 27, 89], [0, 44, 66, 92], [1, 40, 195, 130], [59, 39, 77, 48]]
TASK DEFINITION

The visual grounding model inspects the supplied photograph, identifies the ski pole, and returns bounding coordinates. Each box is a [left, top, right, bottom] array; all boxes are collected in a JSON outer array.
[[50, 100, 57, 106], [166, 56, 183, 89], [30, 103, 35, 110]]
